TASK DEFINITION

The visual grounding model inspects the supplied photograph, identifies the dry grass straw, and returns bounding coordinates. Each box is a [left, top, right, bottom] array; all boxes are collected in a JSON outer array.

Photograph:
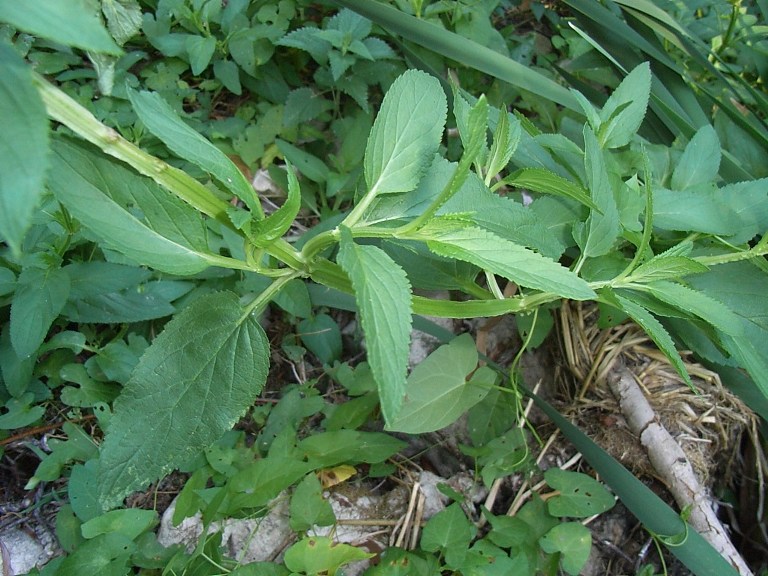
[[555, 301, 755, 487]]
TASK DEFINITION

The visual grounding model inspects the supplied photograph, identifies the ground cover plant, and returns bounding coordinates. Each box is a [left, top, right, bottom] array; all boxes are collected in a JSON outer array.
[[1, 0, 767, 575]]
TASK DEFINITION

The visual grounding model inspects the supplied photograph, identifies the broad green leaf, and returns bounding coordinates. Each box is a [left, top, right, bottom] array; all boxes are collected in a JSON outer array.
[[81, 509, 157, 540], [387, 334, 495, 434], [455, 93, 489, 167], [0, 44, 49, 254], [290, 474, 335, 531], [364, 69, 447, 195], [252, 163, 301, 245], [598, 62, 651, 149], [504, 168, 598, 210], [612, 292, 693, 389], [49, 138, 226, 275], [96, 292, 269, 509], [283, 87, 334, 127], [0, 394, 45, 429], [227, 457, 312, 509], [1, 316, 35, 397], [539, 522, 592, 576], [298, 313, 342, 364], [128, 89, 258, 213], [0, 0, 121, 54], [337, 228, 413, 423], [186, 34, 216, 75], [101, 0, 142, 45], [467, 387, 520, 447], [298, 430, 406, 467], [420, 503, 476, 553], [213, 58, 241, 94], [414, 220, 595, 300], [54, 533, 135, 576], [0, 268, 15, 297], [10, 267, 70, 359], [629, 255, 709, 283], [60, 364, 120, 408], [671, 125, 721, 191], [284, 536, 373, 576], [572, 127, 620, 259], [653, 188, 739, 235], [544, 469, 615, 517]]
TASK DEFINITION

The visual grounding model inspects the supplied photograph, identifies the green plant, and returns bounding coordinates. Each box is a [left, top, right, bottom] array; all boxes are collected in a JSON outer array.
[[2, 1, 767, 575]]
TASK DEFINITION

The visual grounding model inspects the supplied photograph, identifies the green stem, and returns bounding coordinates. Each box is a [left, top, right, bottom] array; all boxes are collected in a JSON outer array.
[[693, 245, 768, 266], [34, 74, 233, 227], [240, 270, 304, 321]]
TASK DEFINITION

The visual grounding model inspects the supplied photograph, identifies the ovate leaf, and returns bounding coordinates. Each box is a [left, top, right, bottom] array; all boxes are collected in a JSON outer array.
[[284, 537, 373, 576], [364, 70, 447, 195], [598, 62, 651, 149], [544, 468, 615, 517], [415, 220, 595, 300], [128, 89, 258, 212], [96, 292, 269, 509], [101, 0, 143, 45], [573, 127, 620, 259], [337, 228, 412, 424], [0, 44, 49, 254], [10, 267, 70, 359], [671, 125, 721, 191], [387, 334, 495, 434], [252, 163, 301, 245], [0, 0, 121, 54], [539, 522, 592, 576]]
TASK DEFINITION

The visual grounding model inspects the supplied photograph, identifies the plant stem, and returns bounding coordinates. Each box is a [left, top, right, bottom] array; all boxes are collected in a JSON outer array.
[[34, 74, 233, 227], [240, 270, 304, 321]]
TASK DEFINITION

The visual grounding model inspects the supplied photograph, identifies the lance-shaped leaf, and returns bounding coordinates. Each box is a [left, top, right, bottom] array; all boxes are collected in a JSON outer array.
[[364, 69, 447, 196], [503, 168, 598, 211], [252, 162, 301, 246], [128, 89, 260, 215], [671, 125, 721, 191], [337, 228, 412, 423], [610, 291, 693, 389], [96, 291, 269, 509], [412, 220, 595, 300], [0, 44, 49, 254], [597, 62, 651, 149], [49, 137, 233, 275], [573, 127, 620, 259], [485, 107, 519, 185], [387, 334, 495, 434]]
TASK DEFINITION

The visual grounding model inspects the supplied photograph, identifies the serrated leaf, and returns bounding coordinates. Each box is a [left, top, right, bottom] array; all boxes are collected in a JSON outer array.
[[337, 228, 412, 423], [630, 255, 709, 283], [0, 44, 49, 254], [539, 522, 592, 575], [283, 87, 333, 127], [671, 125, 721, 191], [49, 138, 223, 275], [598, 62, 651, 149], [0, 0, 121, 54], [573, 127, 620, 258], [544, 468, 615, 517], [457, 94, 489, 167], [364, 70, 447, 195], [252, 163, 301, 246], [414, 221, 595, 300], [643, 281, 744, 339], [485, 108, 518, 184], [387, 334, 494, 434], [505, 168, 598, 211], [54, 533, 135, 576], [612, 292, 693, 388], [128, 89, 257, 211], [10, 267, 70, 359], [96, 292, 269, 509]]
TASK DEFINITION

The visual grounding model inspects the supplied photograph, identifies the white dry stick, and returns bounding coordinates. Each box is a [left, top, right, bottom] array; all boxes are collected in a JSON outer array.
[[608, 365, 753, 576]]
